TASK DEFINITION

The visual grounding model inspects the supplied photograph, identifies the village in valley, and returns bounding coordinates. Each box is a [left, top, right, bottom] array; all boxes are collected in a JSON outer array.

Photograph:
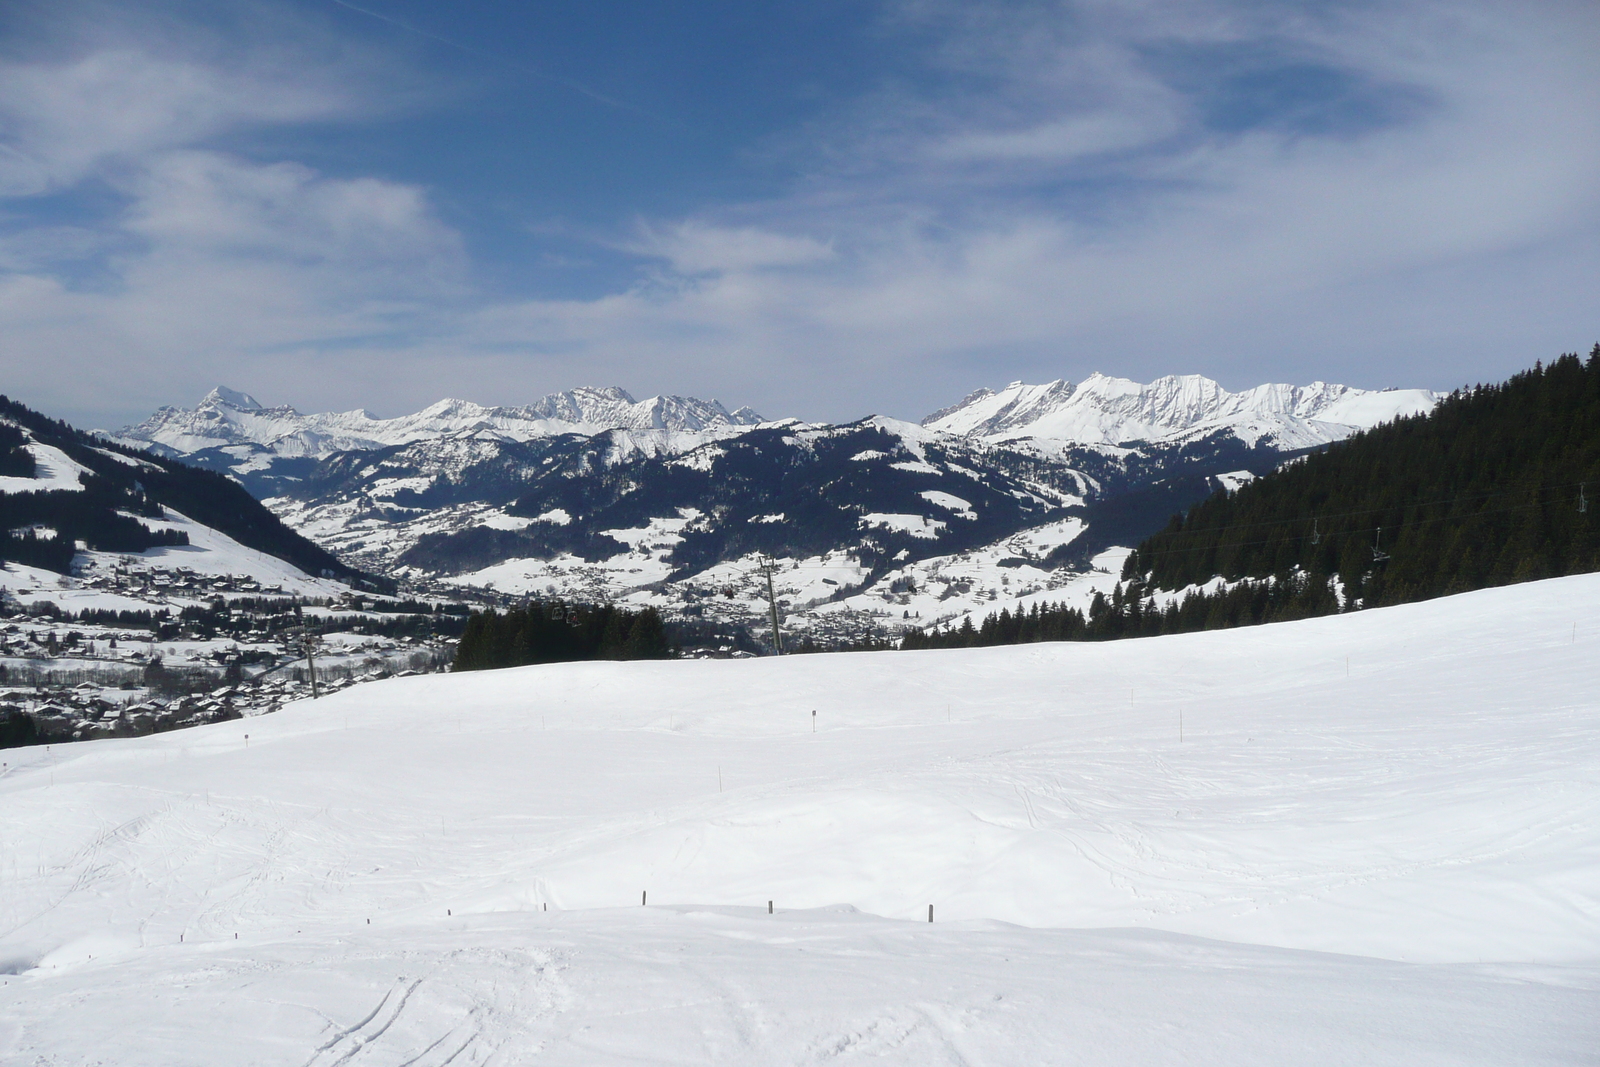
[[0, 556, 461, 746]]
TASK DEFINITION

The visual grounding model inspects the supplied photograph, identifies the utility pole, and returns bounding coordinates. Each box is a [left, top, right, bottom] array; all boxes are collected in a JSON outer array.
[[291, 602, 321, 699], [758, 555, 784, 655]]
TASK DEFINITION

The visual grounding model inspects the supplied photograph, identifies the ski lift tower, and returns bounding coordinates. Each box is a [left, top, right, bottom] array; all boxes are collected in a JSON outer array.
[[288, 601, 322, 699], [757, 555, 784, 655]]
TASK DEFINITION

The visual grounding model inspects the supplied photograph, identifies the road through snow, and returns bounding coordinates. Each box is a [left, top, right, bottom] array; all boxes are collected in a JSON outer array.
[[3, 574, 1598, 1063]]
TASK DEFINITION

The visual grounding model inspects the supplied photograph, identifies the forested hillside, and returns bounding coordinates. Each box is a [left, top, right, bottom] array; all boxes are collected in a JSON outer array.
[[911, 348, 1600, 648], [1119, 348, 1600, 622], [0, 395, 381, 589]]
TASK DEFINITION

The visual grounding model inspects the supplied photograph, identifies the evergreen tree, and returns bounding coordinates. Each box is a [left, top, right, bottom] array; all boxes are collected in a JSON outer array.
[[452, 600, 674, 671]]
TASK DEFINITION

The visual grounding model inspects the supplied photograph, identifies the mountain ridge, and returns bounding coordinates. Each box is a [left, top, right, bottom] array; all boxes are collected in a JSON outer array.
[[107, 371, 1440, 646], [921, 371, 1438, 449], [112, 385, 768, 473]]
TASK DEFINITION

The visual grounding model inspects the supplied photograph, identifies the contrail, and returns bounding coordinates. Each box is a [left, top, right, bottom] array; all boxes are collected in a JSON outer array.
[[327, 0, 660, 120]]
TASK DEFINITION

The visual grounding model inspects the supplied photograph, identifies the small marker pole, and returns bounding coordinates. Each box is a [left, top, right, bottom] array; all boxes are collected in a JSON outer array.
[[928, 904, 933, 923], [768, 900, 773, 914], [812, 709, 816, 733], [642, 890, 647, 906]]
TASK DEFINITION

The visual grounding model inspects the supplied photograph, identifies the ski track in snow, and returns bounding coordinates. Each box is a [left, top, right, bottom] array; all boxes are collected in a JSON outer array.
[[2, 574, 1599, 1063]]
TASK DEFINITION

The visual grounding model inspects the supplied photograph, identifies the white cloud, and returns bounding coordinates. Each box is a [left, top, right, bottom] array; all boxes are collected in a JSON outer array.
[[0, 47, 363, 196], [123, 151, 461, 273], [0, 0, 1597, 431], [638, 222, 836, 275]]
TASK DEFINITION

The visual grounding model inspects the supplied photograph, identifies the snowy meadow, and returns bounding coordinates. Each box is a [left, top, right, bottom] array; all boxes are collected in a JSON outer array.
[[2, 574, 1598, 1064]]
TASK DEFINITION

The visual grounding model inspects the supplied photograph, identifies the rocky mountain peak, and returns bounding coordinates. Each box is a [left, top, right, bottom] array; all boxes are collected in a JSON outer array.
[[200, 386, 264, 412]]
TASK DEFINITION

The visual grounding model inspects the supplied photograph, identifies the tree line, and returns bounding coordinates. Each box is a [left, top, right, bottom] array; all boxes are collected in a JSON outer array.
[[452, 601, 670, 670]]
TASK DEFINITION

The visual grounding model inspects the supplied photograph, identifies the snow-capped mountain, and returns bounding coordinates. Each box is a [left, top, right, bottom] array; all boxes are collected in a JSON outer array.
[[113, 371, 1439, 645], [256, 413, 1284, 646], [923, 372, 1438, 449], [124, 385, 763, 454], [112, 386, 765, 495]]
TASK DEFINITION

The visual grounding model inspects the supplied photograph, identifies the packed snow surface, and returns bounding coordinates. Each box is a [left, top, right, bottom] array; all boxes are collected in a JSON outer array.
[[3, 575, 1598, 1064]]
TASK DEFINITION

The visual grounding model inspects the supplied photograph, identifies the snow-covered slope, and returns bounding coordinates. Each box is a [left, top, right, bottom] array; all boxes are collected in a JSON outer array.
[[0, 398, 369, 592], [116, 385, 764, 463], [2, 575, 1596, 1063], [924, 372, 1439, 449]]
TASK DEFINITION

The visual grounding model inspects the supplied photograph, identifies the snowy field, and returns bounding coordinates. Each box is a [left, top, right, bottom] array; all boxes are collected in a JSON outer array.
[[3, 574, 1598, 1064]]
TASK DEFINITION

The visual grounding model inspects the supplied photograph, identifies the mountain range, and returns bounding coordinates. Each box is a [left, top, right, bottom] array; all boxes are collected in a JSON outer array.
[[923, 373, 1435, 450], [115, 386, 766, 497], [105, 374, 1437, 646]]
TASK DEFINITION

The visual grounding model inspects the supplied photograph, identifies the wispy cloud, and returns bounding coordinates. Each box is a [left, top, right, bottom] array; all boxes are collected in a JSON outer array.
[[0, 0, 1596, 427], [458, 0, 1599, 415]]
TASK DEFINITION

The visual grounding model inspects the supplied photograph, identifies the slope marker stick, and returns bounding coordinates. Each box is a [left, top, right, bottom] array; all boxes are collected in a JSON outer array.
[[928, 904, 933, 923], [642, 890, 647, 906]]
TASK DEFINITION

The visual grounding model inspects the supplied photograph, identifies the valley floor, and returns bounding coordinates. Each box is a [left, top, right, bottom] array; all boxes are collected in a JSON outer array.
[[3, 574, 1598, 1064]]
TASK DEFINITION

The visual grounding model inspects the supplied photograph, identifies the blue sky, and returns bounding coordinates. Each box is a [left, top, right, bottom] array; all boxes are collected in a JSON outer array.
[[2, 0, 1598, 428]]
